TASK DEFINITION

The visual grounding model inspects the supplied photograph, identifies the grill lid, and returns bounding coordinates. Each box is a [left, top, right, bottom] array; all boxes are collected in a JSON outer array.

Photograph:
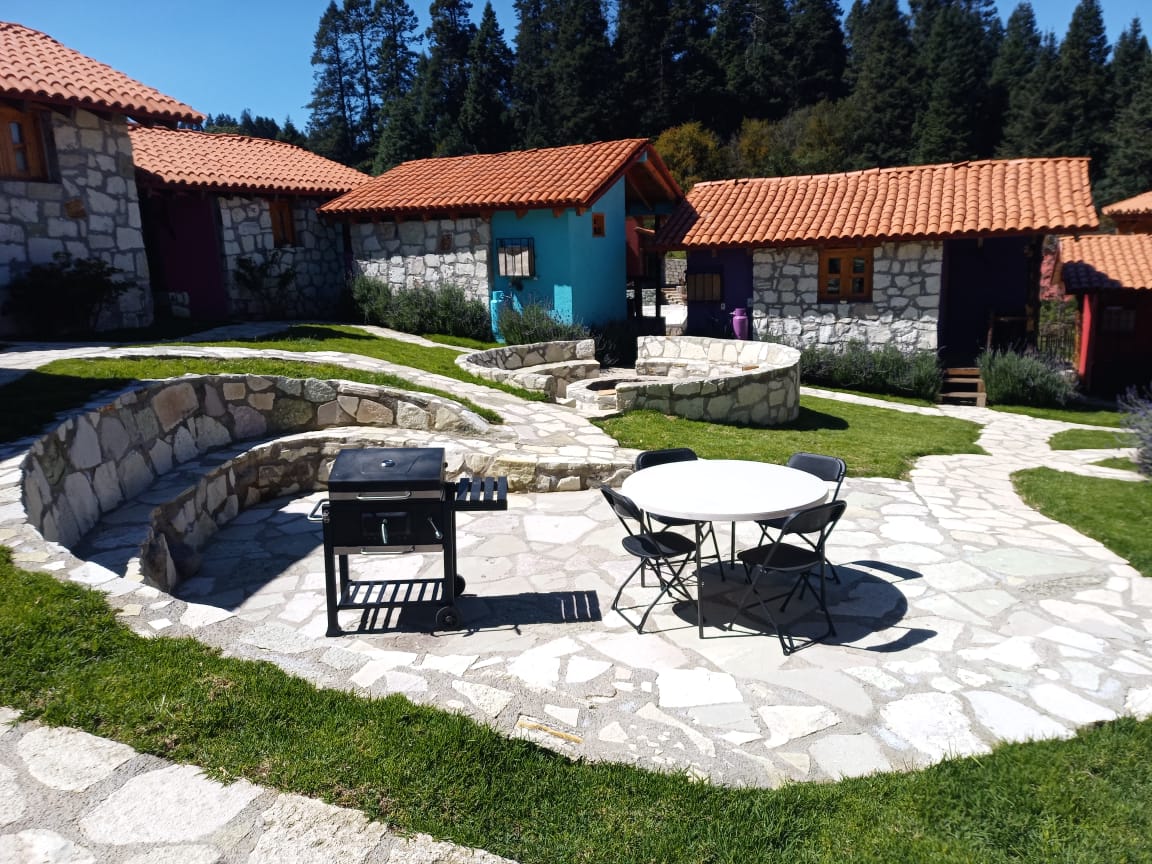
[[328, 447, 446, 492]]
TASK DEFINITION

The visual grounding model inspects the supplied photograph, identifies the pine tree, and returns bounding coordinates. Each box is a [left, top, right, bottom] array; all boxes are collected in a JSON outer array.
[[341, 0, 386, 149], [459, 2, 514, 153], [375, 86, 427, 171], [710, 0, 790, 132], [667, 0, 722, 128], [549, 0, 615, 143], [413, 0, 477, 156], [510, 0, 557, 147], [787, 0, 847, 109], [378, 0, 421, 102], [1050, 0, 1112, 172], [1111, 19, 1151, 112], [997, 31, 1063, 158], [844, 0, 917, 167], [615, 0, 674, 136], [989, 3, 1042, 154], [278, 118, 308, 148], [307, 2, 357, 164], [1099, 46, 1152, 203]]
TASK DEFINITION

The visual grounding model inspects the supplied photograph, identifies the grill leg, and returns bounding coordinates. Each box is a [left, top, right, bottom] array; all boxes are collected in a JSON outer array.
[[323, 517, 342, 637]]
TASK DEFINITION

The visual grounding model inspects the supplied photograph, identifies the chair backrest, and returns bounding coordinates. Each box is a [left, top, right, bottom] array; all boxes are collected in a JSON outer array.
[[779, 499, 847, 551], [786, 452, 847, 498], [600, 486, 644, 535], [634, 447, 698, 471]]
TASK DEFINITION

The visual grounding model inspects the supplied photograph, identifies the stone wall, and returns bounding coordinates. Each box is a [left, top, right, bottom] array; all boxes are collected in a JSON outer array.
[[350, 217, 490, 302], [218, 196, 347, 319], [0, 109, 152, 335], [21, 375, 492, 550], [751, 241, 942, 352], [456, 339, 600, 398], [621, 336, 800, 426]]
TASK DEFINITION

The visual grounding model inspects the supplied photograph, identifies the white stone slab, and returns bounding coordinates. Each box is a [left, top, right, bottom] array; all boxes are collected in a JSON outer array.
[[544, 705, 580, 727], [416, 654, 477, 676], [1029, 683, 1117, 725], [880, 692, 986, 761], [757, 705, 840, 748], [17, 726, 134, 791], [635, 702, 715, 757], [958, 637, 1042, 670], [657, 668, 742, 708], [80, 764, 262, 844], [452, 681, 514, 717], [0, 829, 94, 864], [964, 691, 1068, 741], [124, 846, 223, 864], [180, 602, 234, 629], [0, 763, 25, 827], [247, 793, 387, 864], [1125, 686, 1152, 719], [809, 733, 891, 780], [565, 656, 612, 683]]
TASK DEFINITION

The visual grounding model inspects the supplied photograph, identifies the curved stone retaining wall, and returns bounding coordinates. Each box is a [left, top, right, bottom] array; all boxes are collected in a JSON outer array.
[[21, 375, 493, 549], [456, 339, 599, 399], [620, 336, 800, 427]]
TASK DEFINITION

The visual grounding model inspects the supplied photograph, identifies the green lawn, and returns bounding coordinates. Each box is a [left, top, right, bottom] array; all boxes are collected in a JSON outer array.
[[1048, 428, 1137, 450], [597, 398, 984, 479], [0, 355, 502, 444], [992, 403, 1125, 427], [1094, 457, 1139, 471], [1012, 468, 1152, 578], [3, 552, 1151, 864]]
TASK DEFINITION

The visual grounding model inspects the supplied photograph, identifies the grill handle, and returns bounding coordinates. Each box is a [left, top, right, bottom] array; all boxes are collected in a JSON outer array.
[[427, 517, 443, 541], [354, 492, 412, 501], [307, 500, 329, 522], [359, 546, 416, 555]]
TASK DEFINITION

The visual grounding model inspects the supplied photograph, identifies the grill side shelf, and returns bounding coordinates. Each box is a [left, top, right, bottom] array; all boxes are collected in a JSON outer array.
[[453, 476, 508, 511]]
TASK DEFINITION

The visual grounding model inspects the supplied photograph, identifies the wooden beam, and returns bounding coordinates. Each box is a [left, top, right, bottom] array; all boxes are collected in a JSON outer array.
[[552, 207, 565, 218]]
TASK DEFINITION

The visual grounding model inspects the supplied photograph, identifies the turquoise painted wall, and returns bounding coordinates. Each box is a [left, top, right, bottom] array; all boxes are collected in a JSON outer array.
[[489, 177, 626, 334]]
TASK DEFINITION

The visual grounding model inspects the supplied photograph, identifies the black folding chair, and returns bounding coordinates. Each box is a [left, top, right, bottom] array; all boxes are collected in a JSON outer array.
[[754, 452, 846, 582], [634, 448, 723, 568], [732, 500, 846, 655], [601, 486, 698, 634]]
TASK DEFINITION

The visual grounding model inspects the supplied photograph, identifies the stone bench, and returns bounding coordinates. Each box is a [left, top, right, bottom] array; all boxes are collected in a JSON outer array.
[[619, 336, 801, 427], [456, 339, 600, 399]]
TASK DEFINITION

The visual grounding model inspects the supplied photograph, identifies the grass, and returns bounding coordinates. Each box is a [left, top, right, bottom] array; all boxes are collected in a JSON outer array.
[[193, 323, 546, 403], [992, 403, 1125, 427], [1093, 457, 1139, 471], [800, 384, 936, 407], [1013, 468, 1152, 577], [596, 396, 984, 479], [3, 551, 1152, 864], [0, 356, 501, 444], [1049, 429, 1137, 450]]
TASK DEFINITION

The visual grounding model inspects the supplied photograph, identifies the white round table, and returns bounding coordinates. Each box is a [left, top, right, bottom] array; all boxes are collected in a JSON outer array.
[[620, 459, 829, 523]]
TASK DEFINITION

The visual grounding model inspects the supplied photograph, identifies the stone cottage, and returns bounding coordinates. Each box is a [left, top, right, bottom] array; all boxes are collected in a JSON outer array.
[[653, 158, 1099, 364], [0, 20, 203, 335], [128, 126, 369, 321], [1103, 190, 1152, 235], [318, 139, 682, 334]]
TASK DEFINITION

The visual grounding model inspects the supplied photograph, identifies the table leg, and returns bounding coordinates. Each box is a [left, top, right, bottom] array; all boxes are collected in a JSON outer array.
[[696, 522, 705, 639]]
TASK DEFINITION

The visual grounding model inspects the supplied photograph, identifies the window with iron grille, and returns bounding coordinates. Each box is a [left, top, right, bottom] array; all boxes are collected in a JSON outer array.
[[0, 105, 51, 181], [497, 238, 535, 278], [270, 199, 297, 248], [819, 247, 873, 303]]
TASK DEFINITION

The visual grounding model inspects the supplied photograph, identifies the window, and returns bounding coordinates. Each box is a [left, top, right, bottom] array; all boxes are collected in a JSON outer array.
[[591, 213, 606, 237], [685, 272, 722, 302], [269, 199, 297, 248], [1101, 306, 1136, 334], [497, 237, 535, 279], [819, 247, 873, 303], [0, 105, 50, 181]]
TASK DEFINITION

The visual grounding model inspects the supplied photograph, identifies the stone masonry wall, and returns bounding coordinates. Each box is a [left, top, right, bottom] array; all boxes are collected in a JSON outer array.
[[0, 109, 152, 335], [456, 339, 600, 399], [752, 241, 942, 352], [21, 374, 491, 550], [622, 336, 801, 427], [350, 217, 490, 302], [217, 196, 347, 319]]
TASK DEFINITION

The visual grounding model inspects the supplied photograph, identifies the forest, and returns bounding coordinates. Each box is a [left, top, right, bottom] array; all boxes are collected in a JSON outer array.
[[202, 0, 1152, 205]]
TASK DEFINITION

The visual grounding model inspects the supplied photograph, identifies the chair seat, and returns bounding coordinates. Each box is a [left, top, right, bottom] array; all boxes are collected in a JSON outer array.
[[737, 541, 821, 573], [623, 531, 697, 560], [651, 513, 700, 528]]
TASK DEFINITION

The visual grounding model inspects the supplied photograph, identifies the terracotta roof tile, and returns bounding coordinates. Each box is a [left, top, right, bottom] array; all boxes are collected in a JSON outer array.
[[654, 158, 1098, 248], [1, 21, 202, 124], [1102, 190, 1152, 216], [320, 139, 669, 216], [1059, 234, 1152, 293], [128, 126, 369, 196]]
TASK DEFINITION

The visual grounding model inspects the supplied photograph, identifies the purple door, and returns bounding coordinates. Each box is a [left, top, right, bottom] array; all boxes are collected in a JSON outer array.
[[141, 195, 228, 320]]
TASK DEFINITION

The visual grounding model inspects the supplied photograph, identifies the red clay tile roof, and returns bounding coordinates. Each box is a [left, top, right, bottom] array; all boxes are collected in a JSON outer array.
[[1, 21, 202, 124], [1059, 234, 1152, 293], [128, 126, 369, 196], [319, 139, 677, 216], [654, 157, 1098, 248], [1102, 190, 1152, 216]]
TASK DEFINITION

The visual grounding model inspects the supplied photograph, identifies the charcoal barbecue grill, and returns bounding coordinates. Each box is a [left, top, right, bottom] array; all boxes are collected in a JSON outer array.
[[310, 447, 507, 635]]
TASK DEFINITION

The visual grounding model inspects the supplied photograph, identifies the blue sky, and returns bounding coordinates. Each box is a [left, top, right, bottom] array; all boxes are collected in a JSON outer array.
[[4, 1, 1146, 128]]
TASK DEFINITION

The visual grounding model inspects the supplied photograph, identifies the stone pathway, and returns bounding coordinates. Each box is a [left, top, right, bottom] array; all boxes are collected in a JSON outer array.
[[2, 326, 1151, 862]]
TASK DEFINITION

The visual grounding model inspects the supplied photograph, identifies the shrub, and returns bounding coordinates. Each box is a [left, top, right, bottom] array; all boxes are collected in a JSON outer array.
[[349, 277, 492, 341], [978, 348, 1078, 407], [234, 249, 298, 318], [1119, 386, 1152, 477], [497, 301, 589, 345], [3, 252, 133, 337], [797, 340, 942, 401]]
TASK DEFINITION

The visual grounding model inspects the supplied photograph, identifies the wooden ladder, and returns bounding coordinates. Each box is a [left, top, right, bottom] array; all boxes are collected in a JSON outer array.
[[940, 367, 987, 407]]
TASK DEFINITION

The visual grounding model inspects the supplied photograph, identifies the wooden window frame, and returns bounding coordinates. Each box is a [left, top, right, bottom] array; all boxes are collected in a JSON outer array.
[[591, 212, 606, 238], [818, 247, 874, 303], [269, 199, 297, 248], [0, 104, 51, 181]]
